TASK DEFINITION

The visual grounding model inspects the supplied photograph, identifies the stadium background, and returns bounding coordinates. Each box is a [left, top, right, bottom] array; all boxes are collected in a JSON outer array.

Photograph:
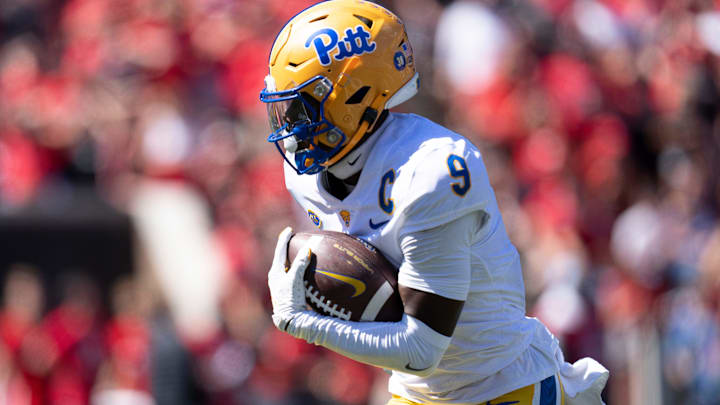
[[0, 0, 719, 404]]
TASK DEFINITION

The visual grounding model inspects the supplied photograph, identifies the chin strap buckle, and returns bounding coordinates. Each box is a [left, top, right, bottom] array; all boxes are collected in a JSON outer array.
[[361, 107, 379, 132], [361, 107, 378, 125]]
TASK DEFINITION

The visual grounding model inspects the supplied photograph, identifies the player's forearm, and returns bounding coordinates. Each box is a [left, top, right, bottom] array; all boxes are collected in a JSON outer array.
[[287, 311, 450, 376]]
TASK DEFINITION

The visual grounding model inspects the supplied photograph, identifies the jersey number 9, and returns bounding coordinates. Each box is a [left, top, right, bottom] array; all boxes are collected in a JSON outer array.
[[447, 154, 470, 196]]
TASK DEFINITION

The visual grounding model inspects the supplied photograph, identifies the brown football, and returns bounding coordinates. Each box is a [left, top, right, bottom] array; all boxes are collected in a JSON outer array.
[[287, 230, 404, 322]]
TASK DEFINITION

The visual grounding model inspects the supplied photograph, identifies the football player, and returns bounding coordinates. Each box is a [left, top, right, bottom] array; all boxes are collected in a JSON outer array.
[[262, 1, 608, 404]]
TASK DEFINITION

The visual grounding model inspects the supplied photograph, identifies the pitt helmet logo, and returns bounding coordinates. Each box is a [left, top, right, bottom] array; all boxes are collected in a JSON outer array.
[[305, 26, 376, 66]]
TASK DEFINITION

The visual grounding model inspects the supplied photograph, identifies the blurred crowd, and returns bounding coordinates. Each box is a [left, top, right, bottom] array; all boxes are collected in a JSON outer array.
[[0, 0, 719, 404]]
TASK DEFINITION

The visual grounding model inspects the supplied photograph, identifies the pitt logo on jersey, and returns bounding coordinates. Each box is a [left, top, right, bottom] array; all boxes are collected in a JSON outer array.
[[339, 210, 351, 227], [305, 26, 377, 66]]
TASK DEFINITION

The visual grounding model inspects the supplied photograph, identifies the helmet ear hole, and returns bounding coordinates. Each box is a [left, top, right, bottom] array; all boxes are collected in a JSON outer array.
[[345, 86, 371, 105]]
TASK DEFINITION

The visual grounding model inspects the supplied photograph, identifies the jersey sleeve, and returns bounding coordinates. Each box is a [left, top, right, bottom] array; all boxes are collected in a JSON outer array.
[[397, 212, 485, 301], [395, 141, 492, 236]]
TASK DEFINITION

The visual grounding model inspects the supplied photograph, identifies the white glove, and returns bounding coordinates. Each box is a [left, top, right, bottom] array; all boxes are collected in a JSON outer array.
[[268, 227, 311, 332]]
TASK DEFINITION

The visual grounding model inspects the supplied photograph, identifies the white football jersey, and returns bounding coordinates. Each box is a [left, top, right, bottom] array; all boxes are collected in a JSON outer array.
[[284, 113, 559, 403]]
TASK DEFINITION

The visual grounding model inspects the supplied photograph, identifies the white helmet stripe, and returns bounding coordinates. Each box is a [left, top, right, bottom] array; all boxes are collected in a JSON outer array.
[[384, 72, 419, 109]]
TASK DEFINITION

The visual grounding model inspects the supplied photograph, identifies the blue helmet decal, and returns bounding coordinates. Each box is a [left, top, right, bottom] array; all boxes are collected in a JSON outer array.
[[393, 51, 406, 70], [305, 25, 377, 66]]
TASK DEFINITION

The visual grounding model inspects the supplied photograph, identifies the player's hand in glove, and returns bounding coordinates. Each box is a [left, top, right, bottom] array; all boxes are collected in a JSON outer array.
[[268, 227, 311, 332]]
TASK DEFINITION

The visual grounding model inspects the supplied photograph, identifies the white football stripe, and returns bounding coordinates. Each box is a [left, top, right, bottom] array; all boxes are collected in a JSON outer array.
[[361, 281, 394, 321], [306, 235, 325, 251]]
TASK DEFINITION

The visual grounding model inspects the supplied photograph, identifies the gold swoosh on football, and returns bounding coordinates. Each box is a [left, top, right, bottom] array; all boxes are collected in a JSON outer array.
[[315, 270, 367, 297]]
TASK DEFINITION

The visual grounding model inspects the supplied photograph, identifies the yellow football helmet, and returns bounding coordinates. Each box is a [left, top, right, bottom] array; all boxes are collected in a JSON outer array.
[[260, 0, 419, 174]]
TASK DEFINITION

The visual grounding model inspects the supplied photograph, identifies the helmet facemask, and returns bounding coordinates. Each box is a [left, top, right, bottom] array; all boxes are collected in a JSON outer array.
[[261, 74, 346, 174]]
